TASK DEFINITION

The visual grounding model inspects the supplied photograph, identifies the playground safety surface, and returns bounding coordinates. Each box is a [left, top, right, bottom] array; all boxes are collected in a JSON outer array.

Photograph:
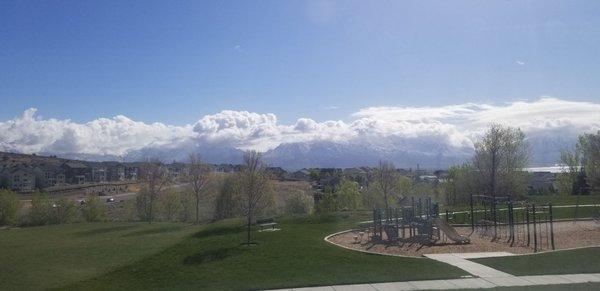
[[327, 220, 600, 257]]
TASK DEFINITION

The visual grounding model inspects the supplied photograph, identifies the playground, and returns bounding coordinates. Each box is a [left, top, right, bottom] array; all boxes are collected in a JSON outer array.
[[328, 220, 600, 257], [326, 196, 600, 257]]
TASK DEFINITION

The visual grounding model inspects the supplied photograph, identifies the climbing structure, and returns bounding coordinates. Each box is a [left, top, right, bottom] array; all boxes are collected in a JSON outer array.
[[469, 195, 555, 252], [371, 197, 469, 245]]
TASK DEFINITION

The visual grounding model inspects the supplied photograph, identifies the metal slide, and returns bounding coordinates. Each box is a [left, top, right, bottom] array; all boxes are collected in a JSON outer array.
[[433, 218, 470, 244]]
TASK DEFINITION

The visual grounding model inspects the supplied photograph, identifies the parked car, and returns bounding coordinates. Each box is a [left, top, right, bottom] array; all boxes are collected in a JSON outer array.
[[106, 197, 115, 203]]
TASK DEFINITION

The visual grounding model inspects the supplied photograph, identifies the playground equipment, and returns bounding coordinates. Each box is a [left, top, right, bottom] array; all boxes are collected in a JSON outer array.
[[433, 218, 470, 244], [371, 197, 470, 245], [469, 194, 555, 252]]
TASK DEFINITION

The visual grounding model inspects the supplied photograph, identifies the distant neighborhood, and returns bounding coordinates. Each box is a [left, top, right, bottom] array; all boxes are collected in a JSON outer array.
[[0, 151, 558, 198]]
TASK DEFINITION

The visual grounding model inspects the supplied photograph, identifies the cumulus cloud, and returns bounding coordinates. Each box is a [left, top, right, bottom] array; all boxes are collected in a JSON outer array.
[[0, 108, 195, 156], [0, 97, 598, 158]]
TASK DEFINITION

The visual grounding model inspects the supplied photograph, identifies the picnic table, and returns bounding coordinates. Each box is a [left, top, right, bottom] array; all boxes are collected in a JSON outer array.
[[256, 218, 278, 231]]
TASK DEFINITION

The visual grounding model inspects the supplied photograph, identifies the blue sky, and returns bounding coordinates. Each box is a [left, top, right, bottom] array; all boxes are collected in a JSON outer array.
[[1, 0, 600, 125]]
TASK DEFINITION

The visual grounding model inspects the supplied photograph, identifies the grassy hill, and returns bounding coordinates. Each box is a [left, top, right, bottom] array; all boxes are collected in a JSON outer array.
[[1, 212, 467, 290]]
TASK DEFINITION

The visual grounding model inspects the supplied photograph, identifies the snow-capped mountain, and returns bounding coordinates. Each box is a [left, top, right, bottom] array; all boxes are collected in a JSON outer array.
[[263, 138, 473, 169], [36, 134, 577, 170]]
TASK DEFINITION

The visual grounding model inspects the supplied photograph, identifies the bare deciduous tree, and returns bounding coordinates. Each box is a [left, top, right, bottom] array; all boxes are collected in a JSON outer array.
[[472, 124, 529, 200], [186, 154, 211, 224], [139, 159, 170, 224], [240, 151, 272, 245], [374, 160, 398, 209]]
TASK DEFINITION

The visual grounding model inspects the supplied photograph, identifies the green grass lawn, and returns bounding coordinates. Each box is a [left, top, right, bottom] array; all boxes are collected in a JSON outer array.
[[0, 222, 197, 290], [471, 247, 600, 276], [526, 194, 600, 206], [442, 195, 600, 213], [1, 212, 467, 290], [62, 213, 467, 290]]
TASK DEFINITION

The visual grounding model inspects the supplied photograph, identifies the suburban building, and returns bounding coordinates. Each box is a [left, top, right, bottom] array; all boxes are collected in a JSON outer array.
[[7, 167, 36, 192], [91, 166, 108, 183], [61, 161, 90, 184]]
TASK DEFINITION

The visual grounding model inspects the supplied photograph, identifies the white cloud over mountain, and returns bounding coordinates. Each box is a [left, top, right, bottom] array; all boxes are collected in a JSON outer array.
[[0, 97, 598, 167]]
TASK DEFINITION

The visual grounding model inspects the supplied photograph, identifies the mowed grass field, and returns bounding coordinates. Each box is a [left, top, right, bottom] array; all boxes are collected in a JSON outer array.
[[1, 212, 468, 290], [472, 247, 600, 276], [0, 222, 197, 290]]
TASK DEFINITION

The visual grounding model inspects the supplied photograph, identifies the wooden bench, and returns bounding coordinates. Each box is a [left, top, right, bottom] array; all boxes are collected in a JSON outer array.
[[256, 218, 278, 231]]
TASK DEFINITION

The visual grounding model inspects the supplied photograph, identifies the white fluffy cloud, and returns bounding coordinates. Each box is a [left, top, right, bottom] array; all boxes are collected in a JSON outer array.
[[0, 97, 598, 157], [0, 108, 195, 156]]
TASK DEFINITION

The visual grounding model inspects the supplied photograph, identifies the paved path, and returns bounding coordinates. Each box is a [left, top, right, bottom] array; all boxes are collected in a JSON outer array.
[[271, 273, 600, 290], [423, 252, 515, 278]]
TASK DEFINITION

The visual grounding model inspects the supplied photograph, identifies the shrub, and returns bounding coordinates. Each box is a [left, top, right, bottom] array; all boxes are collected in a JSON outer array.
[[52, 197, 77, 224], [159, 189, 182, 222], [82, 195, 106, 222], [29, 192, 53, 226], [179, 190, 195, 222], [0, 189, 19, 225], [317, 187, 337, 213], [284, 192, 313, 215]]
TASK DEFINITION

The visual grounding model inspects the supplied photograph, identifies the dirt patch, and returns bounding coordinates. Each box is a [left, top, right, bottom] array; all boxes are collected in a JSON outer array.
[[327, 220, 600, 257]]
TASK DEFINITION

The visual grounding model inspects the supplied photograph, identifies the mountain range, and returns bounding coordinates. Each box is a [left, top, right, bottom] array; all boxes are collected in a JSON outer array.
[[79, 134, 573, 170]]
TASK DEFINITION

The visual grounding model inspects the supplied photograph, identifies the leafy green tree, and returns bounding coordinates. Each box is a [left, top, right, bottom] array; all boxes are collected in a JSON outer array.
[[29, 192, 53, 226], [214, 174, 241, 220], [560, 146, 583, 196], [0, 189, 19, 225], [337, 180, 361, 210], [395, 176, 412, 202], [559, 132, 599, 220], [472, 124, 529, 200], [578, 131, 600, 192], [82, 195, 106, 222], [444, 164, 476, 206]]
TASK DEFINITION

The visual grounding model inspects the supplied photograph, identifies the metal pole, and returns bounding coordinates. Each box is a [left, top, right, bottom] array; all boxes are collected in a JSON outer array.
[[532, 204, 538, 253], [525, 204, 531, 246], [470, 194, 474, 231], [379, 210, 383, 239], [509, 202, 514, 246], [493, 199, 498, 240], [411, 197, 415, 220], [549, 203, 555, 250]]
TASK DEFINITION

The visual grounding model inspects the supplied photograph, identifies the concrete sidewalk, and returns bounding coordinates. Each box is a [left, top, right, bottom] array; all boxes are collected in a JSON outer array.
[[423, 252, 515, 278], [271, 273, 600, 290]]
